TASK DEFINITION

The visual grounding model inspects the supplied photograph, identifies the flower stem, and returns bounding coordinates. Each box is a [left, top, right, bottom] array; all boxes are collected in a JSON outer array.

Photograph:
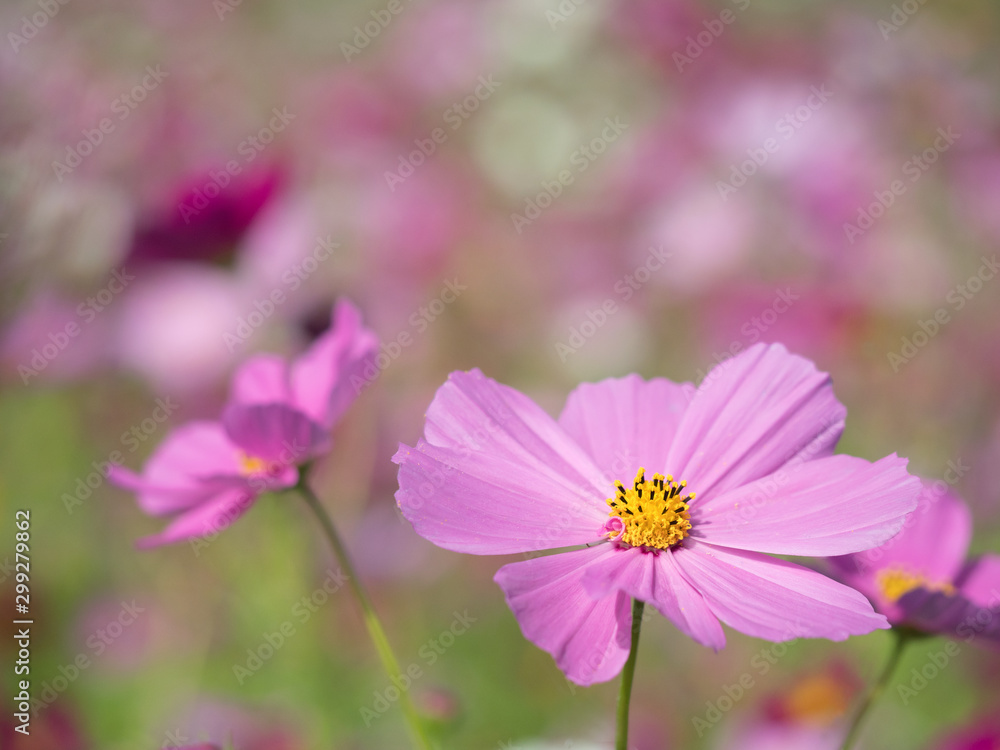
[[295, 479, 434, 750], [616, 599, 645, 750], [839, 629, 911, 750]]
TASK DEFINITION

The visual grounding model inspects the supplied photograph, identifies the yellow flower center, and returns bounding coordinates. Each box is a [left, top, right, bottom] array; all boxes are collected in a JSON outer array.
[[783, 674, 852, 727], [606, 467, 693, 550], [239, 453, 269, 476], [876, 565, 955, 603]]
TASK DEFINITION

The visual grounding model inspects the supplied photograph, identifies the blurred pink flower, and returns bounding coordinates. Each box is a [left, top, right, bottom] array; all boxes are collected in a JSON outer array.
[[609, 0, 722, 70], [930, 716, 1000, 750], [830, 483, 1000, 644], [114, 265, 248, 393], [395, 344, 919, 684], [632, 178, 756, 293], [167, 698, 306, 750], [1, 705, 87, 749], [717, 665, 858, 750], [115, 188, 327, 394], [385, 0, 493, 98], [126, 165, 282, 266], [356, 162, 472, 271], [719, 722, 841, 750], [1, 288, 112, 384], [110, 300, 376, 547], [697, 283, 873, 370]]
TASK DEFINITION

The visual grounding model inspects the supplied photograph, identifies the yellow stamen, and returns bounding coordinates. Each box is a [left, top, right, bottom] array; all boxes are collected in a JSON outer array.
[[783, 673, 852, 727], [606, 467, 693, 550], [876, 565, 955, 603], [239, 453, 268, 476]]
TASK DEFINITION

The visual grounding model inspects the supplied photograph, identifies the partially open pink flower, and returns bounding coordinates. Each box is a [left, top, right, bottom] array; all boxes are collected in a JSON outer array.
[[830, 483, 1000, 644], [111, 299, 376, 547], [394, 344, 920, 685]]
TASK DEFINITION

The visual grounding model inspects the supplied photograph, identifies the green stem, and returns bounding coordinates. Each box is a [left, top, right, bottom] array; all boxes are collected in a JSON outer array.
[[839, 630, 910, 750], [616, 599, 645, 750], [295, 479, 434, 750]]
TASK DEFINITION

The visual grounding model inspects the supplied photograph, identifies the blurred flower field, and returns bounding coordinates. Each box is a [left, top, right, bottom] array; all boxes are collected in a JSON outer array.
[[1, 0, 1000, 748]]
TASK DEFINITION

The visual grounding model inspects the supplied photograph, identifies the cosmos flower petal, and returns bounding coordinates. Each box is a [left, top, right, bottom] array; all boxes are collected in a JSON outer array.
[[229, 354, 292, 406], [828, 483, 973, 613], [692, 454, 920, 556], [421, 369, 610, 495], [494, 546, 632, 686], [109, 421, 244, 515], [867, 486, 973, 583], [394, 369, 611, 554], [667, 343, 846, 496], [290, 299, 378, 428], [221, 403, 329, 464], [113, 300, 374, 548], [557, 374, 695, 480], [581, 547, 726, 650], [394, 439, 607, 554], [674, 540, 888, 641], [136, 489, 254, 549], [956, 554, 1000, 609]]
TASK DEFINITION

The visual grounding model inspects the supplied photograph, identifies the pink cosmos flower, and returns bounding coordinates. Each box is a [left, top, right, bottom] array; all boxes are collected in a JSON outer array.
[[829, 483, 1000, 644], [393, 343, 921, 685], [110, 299, 376, 547]]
